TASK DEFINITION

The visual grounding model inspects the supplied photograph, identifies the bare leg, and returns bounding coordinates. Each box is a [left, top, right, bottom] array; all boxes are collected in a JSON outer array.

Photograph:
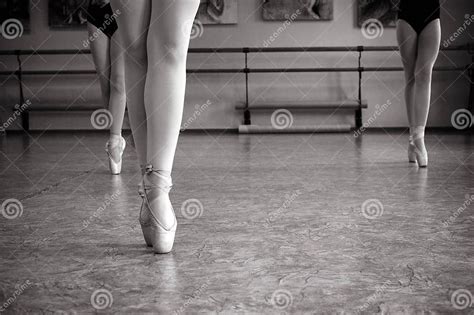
[[87, 23, 111, 119], [108, 32, 126, 136], [145, 0, 200, 172], [413, 19, 441, 127], [88, 21, 128, 174], [135, 0, 200, 248], [110, 0, 150, 167], [396, 19, 418, 130], [412, 19, 441, 167]]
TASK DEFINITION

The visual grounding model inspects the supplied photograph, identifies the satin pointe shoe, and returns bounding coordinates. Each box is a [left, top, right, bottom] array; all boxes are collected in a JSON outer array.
[[105, 135, 126, 175], [408, 135, 417, 163], [412, 127, 428, 167], [139, 164, 177, 254]]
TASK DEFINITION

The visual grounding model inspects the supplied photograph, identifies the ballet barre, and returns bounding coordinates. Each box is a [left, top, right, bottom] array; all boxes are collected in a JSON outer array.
[[0, 44, 472, 131]]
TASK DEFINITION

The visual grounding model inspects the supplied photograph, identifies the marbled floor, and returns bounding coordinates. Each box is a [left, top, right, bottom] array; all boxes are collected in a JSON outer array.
[[0, 130, 473, 314]]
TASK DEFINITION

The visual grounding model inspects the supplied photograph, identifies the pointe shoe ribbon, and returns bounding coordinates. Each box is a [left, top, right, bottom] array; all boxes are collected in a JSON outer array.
[[143, 165, 173, 194]]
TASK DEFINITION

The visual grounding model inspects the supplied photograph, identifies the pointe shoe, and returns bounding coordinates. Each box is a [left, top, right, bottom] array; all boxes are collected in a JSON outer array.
[[105, 136, 126, 175], [412, 127, 428, 168], [139, 165, 176, 254]]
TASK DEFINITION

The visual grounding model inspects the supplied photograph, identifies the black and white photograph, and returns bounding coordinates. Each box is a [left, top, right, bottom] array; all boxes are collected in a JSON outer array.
[[0, 0, 473, 313]]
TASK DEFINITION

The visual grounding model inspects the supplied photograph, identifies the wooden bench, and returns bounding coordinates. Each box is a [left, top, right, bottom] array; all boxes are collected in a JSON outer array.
[[235, 99, 368, 133]]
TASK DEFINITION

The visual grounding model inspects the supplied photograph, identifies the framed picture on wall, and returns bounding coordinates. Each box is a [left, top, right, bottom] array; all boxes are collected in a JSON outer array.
[[262, 0, 333, 21], [49, 0, 88, 29], [358, 0, 397, 27], [0, 0, 30, 37], [196, 0, 238, 24]]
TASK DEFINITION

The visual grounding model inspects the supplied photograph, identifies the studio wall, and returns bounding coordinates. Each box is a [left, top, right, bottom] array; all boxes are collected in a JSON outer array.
[[0, 0, 473, 130]]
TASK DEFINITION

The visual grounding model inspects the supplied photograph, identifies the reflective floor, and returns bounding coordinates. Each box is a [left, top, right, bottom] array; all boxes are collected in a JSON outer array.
[[0, 130, 473, 314]]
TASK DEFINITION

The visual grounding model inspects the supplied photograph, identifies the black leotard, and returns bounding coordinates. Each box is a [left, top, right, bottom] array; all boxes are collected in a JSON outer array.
[[398, 0, 440, 34], [86, 0, 118, 38]]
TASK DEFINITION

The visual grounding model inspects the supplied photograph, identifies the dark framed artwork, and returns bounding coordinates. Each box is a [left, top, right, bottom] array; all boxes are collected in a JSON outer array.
[[262, 0, 333, 21], [0, 0, 30, 35], [49, 0, 89, 29], [196, 0, 238, 24], [358, 0, 398, 27]]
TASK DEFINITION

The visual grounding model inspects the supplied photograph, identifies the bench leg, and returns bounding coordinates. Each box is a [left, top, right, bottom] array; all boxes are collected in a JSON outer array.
[[244, 109, 251, 125], [355, 109, 362, 129]]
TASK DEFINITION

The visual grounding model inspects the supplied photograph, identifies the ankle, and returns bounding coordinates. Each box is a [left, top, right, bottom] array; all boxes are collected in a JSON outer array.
[[143, 165, 172, 193], [145, 165, 171, 177], [108, 134, 122, 146], [412, 126, 425, 140]]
